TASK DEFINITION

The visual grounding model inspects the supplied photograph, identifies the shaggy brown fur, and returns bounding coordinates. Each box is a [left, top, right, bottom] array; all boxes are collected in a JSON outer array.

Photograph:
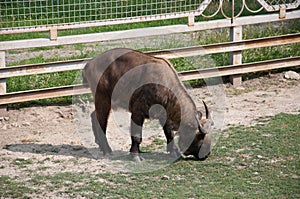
[[83, 48, 212, 161]]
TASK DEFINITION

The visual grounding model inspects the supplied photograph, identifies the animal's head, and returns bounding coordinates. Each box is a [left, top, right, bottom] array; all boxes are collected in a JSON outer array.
[[179, 101, 213, 160]]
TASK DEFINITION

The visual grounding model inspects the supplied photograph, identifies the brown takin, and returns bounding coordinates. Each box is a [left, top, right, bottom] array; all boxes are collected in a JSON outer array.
[[82, 48, 213, 162]]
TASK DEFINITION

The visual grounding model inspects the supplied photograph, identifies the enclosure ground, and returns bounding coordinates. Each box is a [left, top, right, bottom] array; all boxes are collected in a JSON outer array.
[[0, 71, 299, 198]]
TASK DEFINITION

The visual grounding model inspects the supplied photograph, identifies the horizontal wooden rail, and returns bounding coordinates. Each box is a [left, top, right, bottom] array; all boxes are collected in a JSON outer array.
[[0, 84, 90, 105], [1, 56, 299, 105], [1, 33, 299, 79], [179, 56, 300, 81], [1, 12, 202, 35], [148, 33, 300, 59], [0, 59, 88, 79], [1, 10, 299, 105]]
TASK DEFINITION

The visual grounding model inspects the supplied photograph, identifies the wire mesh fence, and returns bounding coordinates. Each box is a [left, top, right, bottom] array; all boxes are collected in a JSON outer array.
[[257, 0, 300, 11], [264, 0, 297, 4], [0, 0, 201, 29], [0, 0, 299, 30]]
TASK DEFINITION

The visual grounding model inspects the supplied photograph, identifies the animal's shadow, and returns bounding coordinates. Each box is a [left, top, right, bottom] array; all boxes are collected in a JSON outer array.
[[4, 143, 101, 159], [3, 143, 195, 163]]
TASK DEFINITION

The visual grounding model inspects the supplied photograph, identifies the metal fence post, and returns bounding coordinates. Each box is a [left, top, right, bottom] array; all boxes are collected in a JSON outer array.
[[230, 26, 243, 87], [0, 51, 7, 114]]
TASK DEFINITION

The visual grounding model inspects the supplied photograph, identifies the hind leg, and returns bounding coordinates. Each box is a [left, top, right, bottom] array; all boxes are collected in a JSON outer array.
[[130, 113, 145, 162], [91, 111, 101, 147]]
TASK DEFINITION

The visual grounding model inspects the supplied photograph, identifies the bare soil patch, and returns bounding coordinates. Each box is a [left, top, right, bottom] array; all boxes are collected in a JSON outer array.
[[0, 72, 299, 177]]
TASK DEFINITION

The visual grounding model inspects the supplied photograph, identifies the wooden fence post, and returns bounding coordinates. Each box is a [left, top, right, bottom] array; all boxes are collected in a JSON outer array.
[[230, 26, 243, 87], [0, 51, 7, 114], [188, 14, 195, 27]]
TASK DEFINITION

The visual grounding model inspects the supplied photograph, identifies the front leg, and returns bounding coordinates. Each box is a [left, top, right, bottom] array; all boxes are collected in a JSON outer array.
[[130, 114, 145, 162], [163, 123, 181, 158], [92, 104, 113, 156]]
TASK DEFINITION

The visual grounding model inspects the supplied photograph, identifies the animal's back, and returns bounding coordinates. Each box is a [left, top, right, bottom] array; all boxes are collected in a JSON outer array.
[[85, 48, 179, 92], [84, 48, 194, 113]]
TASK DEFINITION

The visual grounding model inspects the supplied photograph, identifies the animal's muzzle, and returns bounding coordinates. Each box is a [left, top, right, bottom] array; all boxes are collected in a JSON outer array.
[[197, 152, 210, 161]]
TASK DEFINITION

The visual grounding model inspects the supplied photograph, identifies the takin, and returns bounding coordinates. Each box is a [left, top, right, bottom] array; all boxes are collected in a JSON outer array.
[[82, 48, 213, 162]]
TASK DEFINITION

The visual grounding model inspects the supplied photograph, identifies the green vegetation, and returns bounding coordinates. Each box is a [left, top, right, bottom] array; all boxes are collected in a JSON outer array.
[[1, 1, 299, 107], [1, 0, 198, 28], [6, 20, 299, 93], [12, 158, 34, 168], [6, 70, 80, 93], [0, 176, 35, 198], [140, 136, 166, 152], [1, 113, 299, 198], [0, 2, 299, 198], [0, 0, 264, 41]]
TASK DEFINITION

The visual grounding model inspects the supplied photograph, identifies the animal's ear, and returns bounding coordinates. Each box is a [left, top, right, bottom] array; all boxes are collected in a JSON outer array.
[[195, 115, 208, 134], [196, 110, 202, 120]]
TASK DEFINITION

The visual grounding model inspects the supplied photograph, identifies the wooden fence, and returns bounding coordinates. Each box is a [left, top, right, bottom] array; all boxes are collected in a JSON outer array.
[[0, 9, 299, 105]]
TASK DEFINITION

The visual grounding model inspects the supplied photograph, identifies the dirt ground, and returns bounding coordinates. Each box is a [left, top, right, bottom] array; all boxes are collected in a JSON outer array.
[[0, 71, 299, 177]]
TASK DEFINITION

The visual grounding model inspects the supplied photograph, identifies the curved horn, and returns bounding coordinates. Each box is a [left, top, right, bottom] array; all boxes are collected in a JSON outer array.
[[202, 101, 211, 120]]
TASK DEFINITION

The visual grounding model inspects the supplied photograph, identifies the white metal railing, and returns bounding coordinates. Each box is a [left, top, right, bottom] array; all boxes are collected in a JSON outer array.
[[257, 0, 300, 11], [0, 0, 208, 31], [1, 0, 299, 34], [0, 1, 299, 105]]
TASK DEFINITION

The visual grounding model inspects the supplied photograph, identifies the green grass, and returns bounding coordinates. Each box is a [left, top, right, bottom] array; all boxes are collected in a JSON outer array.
[[0, 0, 264, 41], [140, 136, 166, 152], [1, 113, 299, 198], [2, 4, 300, 107], [0, 176, 36, 198], [5, 19, 300, 107], [12, 158, 34, 168], [7, 70, 80, 93], [6, 70, 79, 106]]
